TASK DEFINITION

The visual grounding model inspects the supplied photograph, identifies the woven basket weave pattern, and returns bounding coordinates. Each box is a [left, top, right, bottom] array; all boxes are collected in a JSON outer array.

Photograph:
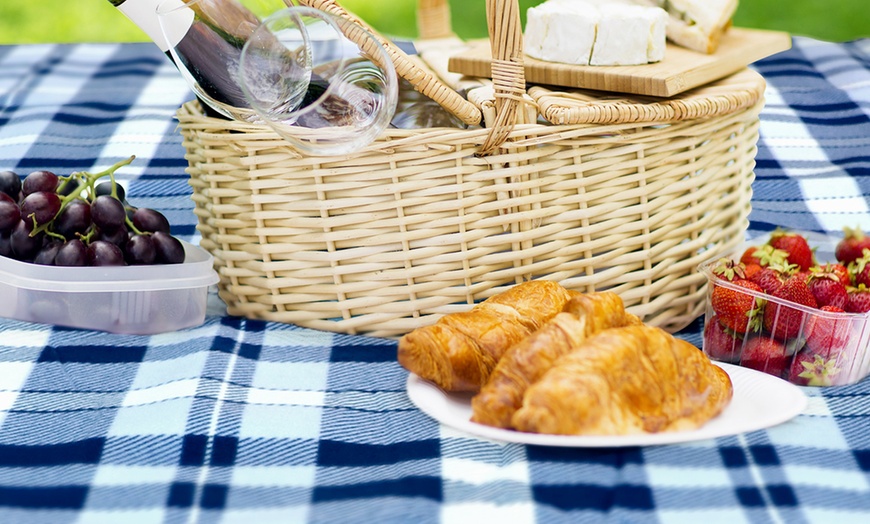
[[175, 0, 763, 337], [179, 89, 760, 336]]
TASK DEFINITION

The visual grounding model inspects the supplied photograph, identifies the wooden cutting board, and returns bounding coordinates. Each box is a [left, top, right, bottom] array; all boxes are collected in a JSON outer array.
[[447, 27, 791, 98]]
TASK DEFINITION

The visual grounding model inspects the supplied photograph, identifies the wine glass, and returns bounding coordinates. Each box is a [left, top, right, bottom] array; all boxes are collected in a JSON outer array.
[[238, 5, 398, 156]]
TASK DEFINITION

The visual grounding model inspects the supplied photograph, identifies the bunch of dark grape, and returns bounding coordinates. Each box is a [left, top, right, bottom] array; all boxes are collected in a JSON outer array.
[[0, 156, 185, 267]]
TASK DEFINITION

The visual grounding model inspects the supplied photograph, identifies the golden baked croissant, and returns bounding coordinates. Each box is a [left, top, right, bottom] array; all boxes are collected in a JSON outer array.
[[511, 325, 733, 436], [470, 292, 641, 428], [397, 280, 577, 392]]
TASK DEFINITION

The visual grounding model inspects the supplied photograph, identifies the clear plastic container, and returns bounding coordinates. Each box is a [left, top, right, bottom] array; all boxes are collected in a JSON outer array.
[[0, 241, 219, 334], [699, 231, 870, 387]]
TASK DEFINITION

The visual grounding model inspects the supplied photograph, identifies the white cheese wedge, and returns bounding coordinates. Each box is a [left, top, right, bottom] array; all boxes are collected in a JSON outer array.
[[647, 6, 668, 61], [524, 1, 599, 65], [591, 4, 668, 65], [523, 0, 668, 67]]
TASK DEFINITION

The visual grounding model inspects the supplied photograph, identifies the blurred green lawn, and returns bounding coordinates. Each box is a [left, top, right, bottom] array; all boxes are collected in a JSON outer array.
[[0, 0, 866, 44]]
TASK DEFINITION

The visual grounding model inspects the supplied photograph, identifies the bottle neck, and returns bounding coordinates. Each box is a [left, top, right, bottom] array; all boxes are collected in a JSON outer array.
[[110, 0, 193, 52]]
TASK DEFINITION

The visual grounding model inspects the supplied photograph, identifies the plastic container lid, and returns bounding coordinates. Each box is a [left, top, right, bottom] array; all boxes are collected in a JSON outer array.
[[0, 240, 218, 292]]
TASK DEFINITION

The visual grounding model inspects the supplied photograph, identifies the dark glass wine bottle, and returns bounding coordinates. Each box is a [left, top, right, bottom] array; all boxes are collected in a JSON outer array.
[[108, 0, 458, 130], [108, 0, 254, 116], [108, 0, 329, 120]]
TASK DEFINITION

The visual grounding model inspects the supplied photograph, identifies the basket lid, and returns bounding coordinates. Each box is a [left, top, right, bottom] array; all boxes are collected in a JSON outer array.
[[530, 68, 766, 125]]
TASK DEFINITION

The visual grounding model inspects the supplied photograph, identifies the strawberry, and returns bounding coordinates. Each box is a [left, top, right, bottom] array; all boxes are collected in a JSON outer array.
[[769, 230, 815, 271], [849, 250, 870, 288], [812, 262, 851, 288], [805, 305, 851, 356], [740, 244, 788, 268], [846, 286, 870, 313], [711, 279, 765, 334], [750, 266, 786, 295], [794, 269, 813, 284], [742, 262, 763, 281], [703, 315, 744, 363], [711, 258, 747, 281], [835, 226, 870, 266], [787, 349, 841, 386], [739, 246, 761, 266], [763, 275, 818, 340], [807, 272, 848, 309], [740, 336, 788, 377]]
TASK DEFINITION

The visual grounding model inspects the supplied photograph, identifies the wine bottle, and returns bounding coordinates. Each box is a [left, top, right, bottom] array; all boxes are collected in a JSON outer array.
[[108, 0, 420, 133], [108, 0, 336, 121], [108, 0, 256, 116]]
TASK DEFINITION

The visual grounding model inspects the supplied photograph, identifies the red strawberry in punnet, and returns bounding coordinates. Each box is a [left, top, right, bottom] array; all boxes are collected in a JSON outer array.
[[763, 275, 818, 340], [739, 246, 763, 266], [711, 258, 747, 281], [846, 286, 870, 313], [703, 315, 744, 363], [812, 262, 851, 288], [750, 265, 788, 295], [807, 272, 849, 309], [793, 269, 813, 285], [835, 226, 870, 266], [788, 349, 842, 386], [849, 250, 870, 288], [768, 230, 815, 271], [742, 262, 762, 281], [740, 244, 788, 268], [711, 279, 765, 334], [740, 336, 788, 377], [805, 306, 851, 355]]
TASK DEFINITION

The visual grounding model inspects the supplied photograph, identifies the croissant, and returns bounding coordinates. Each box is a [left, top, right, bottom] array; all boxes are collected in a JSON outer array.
[[511, 325, 733, 436], [397, 280, 577, 392], [470, 292, 641, 428]]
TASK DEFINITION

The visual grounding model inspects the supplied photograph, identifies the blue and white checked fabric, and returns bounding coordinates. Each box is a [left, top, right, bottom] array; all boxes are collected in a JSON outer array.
[[749, 38, 870, 237], [0, 37, 869, 524]]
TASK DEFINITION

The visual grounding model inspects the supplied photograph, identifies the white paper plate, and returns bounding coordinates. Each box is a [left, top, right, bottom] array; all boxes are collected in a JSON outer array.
[[406, 362, 808, 447]]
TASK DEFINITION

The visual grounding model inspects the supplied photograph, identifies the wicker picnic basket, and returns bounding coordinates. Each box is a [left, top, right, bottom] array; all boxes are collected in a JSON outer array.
[[175, 0, 765, 338]]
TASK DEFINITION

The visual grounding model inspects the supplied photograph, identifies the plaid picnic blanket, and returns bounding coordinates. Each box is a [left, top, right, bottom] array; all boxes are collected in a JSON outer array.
[[0, 36, 868, 524]]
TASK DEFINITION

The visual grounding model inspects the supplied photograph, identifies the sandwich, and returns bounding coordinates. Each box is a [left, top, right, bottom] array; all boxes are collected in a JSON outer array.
[[634, 0, 739, 53]]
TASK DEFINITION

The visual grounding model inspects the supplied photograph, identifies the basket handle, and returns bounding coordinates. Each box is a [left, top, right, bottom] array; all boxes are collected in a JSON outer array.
[[296, 0, 525, 155], [478, 0, 525, 155], [417, 0, 524, 155], [294, 0, 483, 127]]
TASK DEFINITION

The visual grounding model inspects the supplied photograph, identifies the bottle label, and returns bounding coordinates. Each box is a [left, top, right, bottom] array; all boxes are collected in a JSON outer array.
[[118, 0, 194, 52]]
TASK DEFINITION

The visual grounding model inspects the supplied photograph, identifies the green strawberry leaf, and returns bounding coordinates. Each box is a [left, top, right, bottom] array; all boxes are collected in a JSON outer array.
[[798, 355, 841, 386]]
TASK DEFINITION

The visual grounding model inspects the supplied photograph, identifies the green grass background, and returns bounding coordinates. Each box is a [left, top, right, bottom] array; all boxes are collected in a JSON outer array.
[[0, 1, 866, 44]]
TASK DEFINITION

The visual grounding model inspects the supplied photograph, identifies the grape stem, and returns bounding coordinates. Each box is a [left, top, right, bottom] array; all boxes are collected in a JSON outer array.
[[70, 155, 137, 206], [125, 212, 147, 236], [29, 155, 136, 238]]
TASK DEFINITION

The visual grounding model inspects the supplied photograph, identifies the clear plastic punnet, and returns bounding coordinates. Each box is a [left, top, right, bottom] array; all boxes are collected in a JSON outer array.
[[699, 231, 870, 387]]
